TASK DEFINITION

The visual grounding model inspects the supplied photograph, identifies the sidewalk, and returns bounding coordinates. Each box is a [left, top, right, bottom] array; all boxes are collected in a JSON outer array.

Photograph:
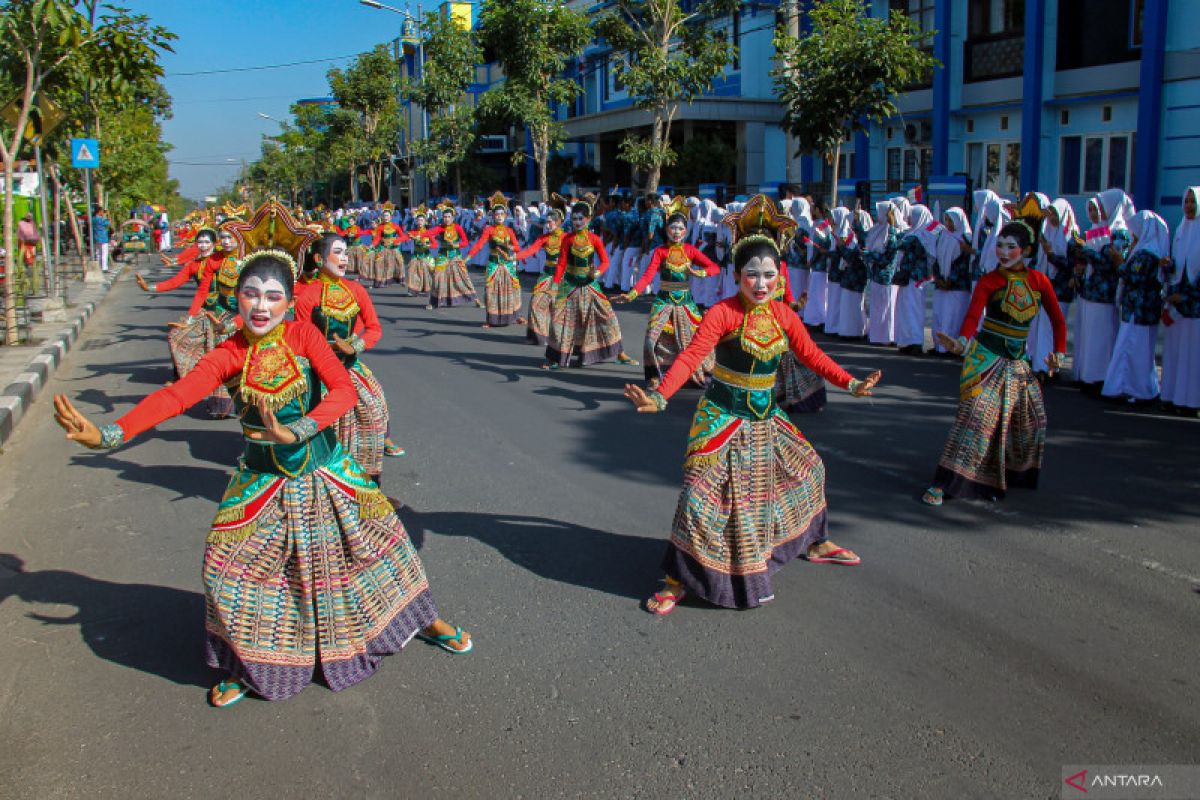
[[0, 270, 121, 449]]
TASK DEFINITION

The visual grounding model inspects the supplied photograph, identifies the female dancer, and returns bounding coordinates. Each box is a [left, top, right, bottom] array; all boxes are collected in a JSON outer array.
[[931, 208, 974, 353], [1101, 210, 1168, 403], [1075, 190, 1133, 390], [514, 200, 567, 345], [295, 233, 405, 482], [54, 250, 471, 708], [465, 193, 526, 329], [1162, 187, 1200, 415], [404, 205, 436, 296], [923, 212, 1066, 505], [615, 197, 720, 388], [426, 202, 480, 310], [369, 209, 408, 289], [623, 194, 880, 613], [544, 196, 639, 369]]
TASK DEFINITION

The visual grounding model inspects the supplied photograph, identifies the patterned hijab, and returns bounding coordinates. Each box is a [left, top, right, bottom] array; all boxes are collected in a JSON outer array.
[[935, 207, 971, 278]]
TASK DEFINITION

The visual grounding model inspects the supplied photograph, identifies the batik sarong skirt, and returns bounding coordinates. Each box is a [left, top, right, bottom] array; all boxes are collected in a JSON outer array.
[[644, 298, 710, 386], [347, 244, 367, 275], [429, 257, 478, 308], [376, 248, 404, 284], [167, 310, 234, 417], [662, 400, 829, 608], [775, 352, 827, 413], [545, 281, 624, 367], [204, 451, 437, 700], [525, 272, 554, 345], [933, 345, 1046, 500], [332, 360, 389, 476], [485, 262, 522, 326], [406, 255, 433, 295]]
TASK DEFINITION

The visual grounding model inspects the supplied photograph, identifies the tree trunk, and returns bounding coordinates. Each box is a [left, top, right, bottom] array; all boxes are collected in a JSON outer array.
[[52, 168, 61, 258], [3, 160, 18, 345], [454, 164, 462, 199], [349, 166, 359, 203], [647, 114, 665, 195], [534, 125, 549, 201]]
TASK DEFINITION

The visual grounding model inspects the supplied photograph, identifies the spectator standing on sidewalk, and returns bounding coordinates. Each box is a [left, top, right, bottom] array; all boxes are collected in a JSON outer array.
[[17, 213, 39, 269], [92, 208, 111, 273]]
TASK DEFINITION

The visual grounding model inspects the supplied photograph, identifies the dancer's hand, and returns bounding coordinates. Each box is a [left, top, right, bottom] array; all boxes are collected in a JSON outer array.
[[624, 383, 661, 413], [203, 310, 223, 328], [246, 401, 298, 445], [166, 319, 188, 330], [332, 334, 356, 355], [1044, 352, 1064, 377], [797, 293, 808, 310], [935, 332, 965, 355], [53, 394, 102, 448], [135, 274, 150, 292], [850, 370, 882, 398], [159, 253, 174, 266]]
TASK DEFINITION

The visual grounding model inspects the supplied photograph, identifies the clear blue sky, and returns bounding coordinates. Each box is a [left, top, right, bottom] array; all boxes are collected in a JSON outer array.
[[122, 0, 412, 200]]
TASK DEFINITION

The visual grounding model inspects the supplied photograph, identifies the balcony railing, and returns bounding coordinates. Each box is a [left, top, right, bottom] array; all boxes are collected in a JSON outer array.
[[964, 32, 1024, 82]]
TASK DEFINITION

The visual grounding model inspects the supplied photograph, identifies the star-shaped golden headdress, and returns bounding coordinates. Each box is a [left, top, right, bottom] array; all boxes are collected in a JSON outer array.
[[571, 192, 598, 217], [487, 191, 509, 212], [413, 203, 430, 218], [664, 195, 689, 220], [1011, 192, 1046, 249], [224, 201, 319, 279], [221, 201, 249, 220], [436, 199, 457, 215], [722, 194, 797, 257]]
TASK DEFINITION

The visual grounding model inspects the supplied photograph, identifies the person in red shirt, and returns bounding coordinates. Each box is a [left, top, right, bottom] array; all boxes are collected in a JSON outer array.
[[515, 200, 568, 345], [425, 202, 480, 310], [465, 193, 527, 328], [624, 194, 881, 615], [615, 197, 720, 388], [543, 196, 639, 369], [294, 233, 406, 483], [404, 205, 438, 297], [924, 215, 1067, 505], [368, 209, 409, 289], [53, 250, 473, 708]]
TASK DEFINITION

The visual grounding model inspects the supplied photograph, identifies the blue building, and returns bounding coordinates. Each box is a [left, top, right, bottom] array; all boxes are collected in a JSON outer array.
[[557, 0, 1197, 217]]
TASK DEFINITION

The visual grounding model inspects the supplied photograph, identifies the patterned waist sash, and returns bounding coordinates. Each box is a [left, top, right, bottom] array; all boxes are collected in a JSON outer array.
[[713, 363, 776, 391], [660, 280, 690, 292]]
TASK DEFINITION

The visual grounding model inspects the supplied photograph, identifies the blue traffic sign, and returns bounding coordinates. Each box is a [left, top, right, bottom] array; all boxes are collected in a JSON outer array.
[[71, 138, 100, 169]]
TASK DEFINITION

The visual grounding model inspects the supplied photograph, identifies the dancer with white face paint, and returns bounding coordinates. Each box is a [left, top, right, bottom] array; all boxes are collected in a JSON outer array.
[[294, 233, 406, 483], [924, 206, 1066, 506], [623, 195, 880, 614], [53, 227, 473, 709], [465, 193, 527, 329]]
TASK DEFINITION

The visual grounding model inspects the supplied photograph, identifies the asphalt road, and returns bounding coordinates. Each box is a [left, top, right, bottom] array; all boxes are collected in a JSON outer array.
[[1, 261, 1197, 799]]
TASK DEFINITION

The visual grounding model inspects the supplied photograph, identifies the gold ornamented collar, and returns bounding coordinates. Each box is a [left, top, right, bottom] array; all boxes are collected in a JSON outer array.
[[319, 272, 360, 322], [239, 324, 308, 412], [997, 267, 1040, 323], [737, 297, 787, 360]]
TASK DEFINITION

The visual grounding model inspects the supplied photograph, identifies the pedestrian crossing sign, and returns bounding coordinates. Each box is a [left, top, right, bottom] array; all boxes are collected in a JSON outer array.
[[71, 138, 100, 169]]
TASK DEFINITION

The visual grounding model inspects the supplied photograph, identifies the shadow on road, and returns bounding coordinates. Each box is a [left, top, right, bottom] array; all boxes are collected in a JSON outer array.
[[70, 453, 230, 503], [398, 508, 664, 601], [0, 554, 211, 688]]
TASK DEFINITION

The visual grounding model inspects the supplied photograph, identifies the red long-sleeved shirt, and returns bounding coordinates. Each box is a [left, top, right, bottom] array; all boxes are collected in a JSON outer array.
[[553, 231, 609, 283], [466, 225, 519, 259], [371, 222, 409, 247], [293, 277, 382, 350], [408, 228, 440, 250], [630, 243, 720, 294], [960, 268, 1067, 352], [515, 231, 563, 261], [657, 297, 855, 401], [427, 224, 469, 249], [114, 321, 355, 441]]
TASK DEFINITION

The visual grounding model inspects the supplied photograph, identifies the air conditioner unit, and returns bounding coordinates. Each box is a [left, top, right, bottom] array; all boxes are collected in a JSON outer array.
[[479, 135, 509, 153]]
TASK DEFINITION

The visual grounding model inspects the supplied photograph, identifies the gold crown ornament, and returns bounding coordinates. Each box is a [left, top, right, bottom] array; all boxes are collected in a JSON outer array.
[[224, 201, 320, 269], [722, 194, 798, 258], [664, 195, 689, 221], [436, 199, 457, 215], [413, 203, 430, 219], [487, 191, 509, 212]]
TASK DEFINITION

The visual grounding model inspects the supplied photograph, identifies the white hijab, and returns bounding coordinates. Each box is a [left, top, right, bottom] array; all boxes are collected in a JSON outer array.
[[935, 207, 970, 278], [1172, 186, 1200, 283], [904, 204, 942, 263], [1098, 188, 1135, 231], [831, 207, 853, 245], [1126, 210, 1170, 262], [1039, 198, 1078, 275], [890, 197, 911, 232], [865, 201, 892, 254], [855, 208, 874, 240], [975, 197, 1011, 274], [971, 189, 1002, 252]]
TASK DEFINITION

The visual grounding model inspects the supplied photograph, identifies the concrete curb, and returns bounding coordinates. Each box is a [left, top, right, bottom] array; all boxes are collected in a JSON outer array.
[[0, 273, 121, 450]]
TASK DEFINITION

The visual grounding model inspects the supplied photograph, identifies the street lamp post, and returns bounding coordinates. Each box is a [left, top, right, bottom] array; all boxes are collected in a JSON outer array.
[[359, 0, 428, 204]]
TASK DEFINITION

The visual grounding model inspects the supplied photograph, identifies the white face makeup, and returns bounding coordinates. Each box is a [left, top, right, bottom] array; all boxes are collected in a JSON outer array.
[[492, 208, 507, 225], [196, 236, 216, 257], [322, 239, 349, 278], [415, 215, 427, 228], [218, 232, 235, 252], [238, 275, 290, 336], [738, 256, 780, 305], [995, 235, 1025, 268], [442, 212, 455, 226], [571, 212, 587, 232], [382, 211, 392, 223], [667, 220, 687, 243], [546, 217, 560, 232]]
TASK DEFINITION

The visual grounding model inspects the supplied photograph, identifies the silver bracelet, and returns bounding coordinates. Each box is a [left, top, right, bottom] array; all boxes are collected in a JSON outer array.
[[98, 423, 124, 450], [284, 416, 319, 443]]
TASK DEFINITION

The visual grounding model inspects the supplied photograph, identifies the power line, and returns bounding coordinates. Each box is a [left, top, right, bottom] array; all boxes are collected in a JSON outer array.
[[166, 53, 359, 77]]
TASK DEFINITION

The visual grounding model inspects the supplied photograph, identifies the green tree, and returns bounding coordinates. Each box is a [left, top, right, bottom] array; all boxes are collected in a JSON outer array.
[[595, 0, 739, 195], [475, 0, 590, 201], [327, 45, 403, 202], [666, 133, 736, 190], [402, 10, 480, 197], [772, 0, 937, 205]]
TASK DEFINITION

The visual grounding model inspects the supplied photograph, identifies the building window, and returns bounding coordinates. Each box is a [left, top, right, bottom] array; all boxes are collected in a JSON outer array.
[[1057, 0, 1141, 70], [1130, 0, 1145, 47], [1102, 105, 1112, 122], [966, 140, 1020, 195], [890, 0, 936, 35], [968, 0, 1023, 37], [1061, 109, 1070, 126], [1060, 133, 1135, 195], [967, 119, 975, 133], [732, 10, 741, 70], [887, 148, 902, 184], [1000, 115, 1009, 131]]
